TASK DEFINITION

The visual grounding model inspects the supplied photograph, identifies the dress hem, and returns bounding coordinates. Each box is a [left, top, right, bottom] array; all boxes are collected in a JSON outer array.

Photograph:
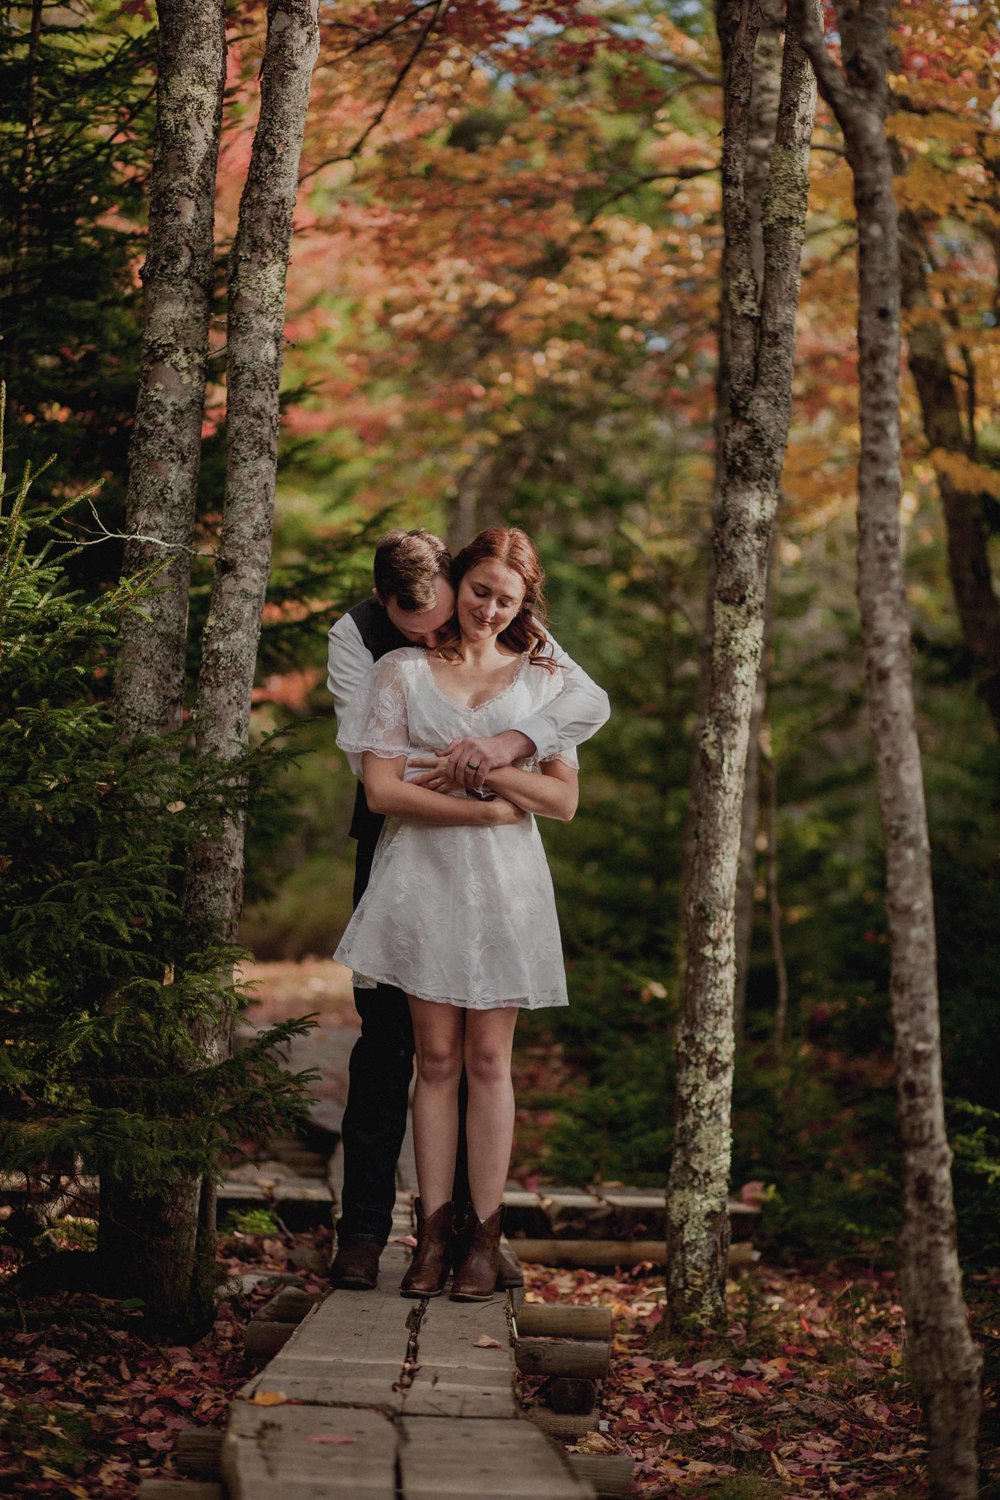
[[337, 960, 569, 1012]]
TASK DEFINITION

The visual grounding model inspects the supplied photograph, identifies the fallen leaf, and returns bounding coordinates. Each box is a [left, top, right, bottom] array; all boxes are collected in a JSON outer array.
[[771, 1452, 793, 1481], [473, 1334, 503, 1348], [573, 1431, 618, 1454], [250, 1390, 288, 1406]]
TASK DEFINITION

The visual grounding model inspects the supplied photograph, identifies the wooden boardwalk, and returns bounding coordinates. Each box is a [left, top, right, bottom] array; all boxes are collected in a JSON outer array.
[[220, 1112, 599, 1499]]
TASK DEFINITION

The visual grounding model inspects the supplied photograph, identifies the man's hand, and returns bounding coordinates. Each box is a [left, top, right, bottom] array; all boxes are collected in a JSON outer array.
[[440, 730, 535, 792]]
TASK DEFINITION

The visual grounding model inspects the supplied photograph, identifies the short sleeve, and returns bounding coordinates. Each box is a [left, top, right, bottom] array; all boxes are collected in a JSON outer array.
[[543, 744, 579, 771], [336, 652, 410, 759]]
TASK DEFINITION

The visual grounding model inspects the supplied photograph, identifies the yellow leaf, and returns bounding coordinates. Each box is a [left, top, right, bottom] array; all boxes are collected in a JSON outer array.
[[250, 1390, 288, 1406], [930, 449, 1000, 499]]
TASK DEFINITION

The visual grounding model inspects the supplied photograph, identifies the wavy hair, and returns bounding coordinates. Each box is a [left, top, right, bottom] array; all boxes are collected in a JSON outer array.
[[434, 527, 556, 669]]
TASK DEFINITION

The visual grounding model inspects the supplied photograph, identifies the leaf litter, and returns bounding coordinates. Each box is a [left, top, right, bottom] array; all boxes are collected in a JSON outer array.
[[518, 1259, 1000, 1496], [2, 1215, 996, 1497]]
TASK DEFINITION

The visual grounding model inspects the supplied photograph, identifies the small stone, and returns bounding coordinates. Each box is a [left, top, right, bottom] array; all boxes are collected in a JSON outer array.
[[286, 1246, 328, 1275]]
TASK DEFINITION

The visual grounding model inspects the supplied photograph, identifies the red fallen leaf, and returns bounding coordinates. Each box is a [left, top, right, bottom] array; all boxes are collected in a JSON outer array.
[[307, 1435, 359, 1445]]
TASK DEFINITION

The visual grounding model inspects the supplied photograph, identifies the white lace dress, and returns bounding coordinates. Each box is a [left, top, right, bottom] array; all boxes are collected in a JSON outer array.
[[333, 647, 577, 1010]]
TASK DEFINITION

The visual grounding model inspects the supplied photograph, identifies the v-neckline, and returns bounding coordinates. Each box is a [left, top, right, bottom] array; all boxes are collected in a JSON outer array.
[[421, 651, 525, 714]]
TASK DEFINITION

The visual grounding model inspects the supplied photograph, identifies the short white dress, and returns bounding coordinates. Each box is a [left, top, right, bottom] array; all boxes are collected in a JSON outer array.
[[333, 647, 577, 1010]]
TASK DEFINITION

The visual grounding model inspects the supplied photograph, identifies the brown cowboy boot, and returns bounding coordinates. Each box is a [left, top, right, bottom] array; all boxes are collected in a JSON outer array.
[[453, 1196, 522, 1289], [400, 1199, 454, 1298], [450, 1205, 504, 1302]]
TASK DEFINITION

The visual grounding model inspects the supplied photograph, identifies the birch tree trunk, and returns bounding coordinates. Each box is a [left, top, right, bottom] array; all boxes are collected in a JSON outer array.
[[113, 0, 226, 739], [788, 3, 981, 1492], [188, 0, 320, 939], [663, 1, 817, 1335], [100, 0, 226, 1329], [681, 2, 784, 1036]]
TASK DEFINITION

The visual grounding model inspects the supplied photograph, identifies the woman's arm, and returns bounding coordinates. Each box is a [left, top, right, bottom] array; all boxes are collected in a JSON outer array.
[[363, 752, 524, 827], [484, 758, 579, 822]]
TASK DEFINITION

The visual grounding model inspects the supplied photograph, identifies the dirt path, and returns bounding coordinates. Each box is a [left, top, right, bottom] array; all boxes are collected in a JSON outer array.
[[238, 959, 359, 1137]]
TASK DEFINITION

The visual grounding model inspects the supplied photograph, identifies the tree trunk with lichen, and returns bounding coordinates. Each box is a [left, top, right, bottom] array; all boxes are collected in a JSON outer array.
[[113, 0, 226, 740], [662, 0, 816, 1337], [100, 0, 226, 1333], [682, 1, 784, 1036], [789, 2, 981, 1493], [188, 0, 320, 942]]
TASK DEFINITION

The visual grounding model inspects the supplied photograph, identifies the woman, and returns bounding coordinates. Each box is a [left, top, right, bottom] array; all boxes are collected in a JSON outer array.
[[334, 527, 580, 1300]]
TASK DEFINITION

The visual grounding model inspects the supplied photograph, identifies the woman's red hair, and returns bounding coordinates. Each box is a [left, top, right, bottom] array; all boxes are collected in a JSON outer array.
[[436, 526, 555, 667]]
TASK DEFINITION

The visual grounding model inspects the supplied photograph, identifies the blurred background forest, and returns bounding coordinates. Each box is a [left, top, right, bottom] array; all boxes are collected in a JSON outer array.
[[4, 0, 999, 1271]]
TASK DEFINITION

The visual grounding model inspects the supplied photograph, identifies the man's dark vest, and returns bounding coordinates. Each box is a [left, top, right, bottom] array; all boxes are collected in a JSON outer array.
[[346, 597, 410, 848]]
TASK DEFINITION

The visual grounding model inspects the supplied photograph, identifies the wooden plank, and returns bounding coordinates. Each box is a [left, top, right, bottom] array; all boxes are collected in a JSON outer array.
[[526, 1408, 599, 1439], [404, 1289, 517, 1418], [514, 1304, 612, 1341], [500, 1188, 550, 1238], [539, 1191, 612, 1240], [566, 1454, 633, 1498], [137, 1484, 222, 1500], [174, 1428, 224, 1478], [222, 1403, 396, 1499], [511, 1239, 759, 1269], [400, 1416, 595, 1499], [237, 1247, 412, 1410], [515, 1338, 610, 1380]]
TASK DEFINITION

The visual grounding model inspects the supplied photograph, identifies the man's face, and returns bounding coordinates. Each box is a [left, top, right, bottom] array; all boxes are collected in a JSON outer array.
[[380, 574, 455, 648]]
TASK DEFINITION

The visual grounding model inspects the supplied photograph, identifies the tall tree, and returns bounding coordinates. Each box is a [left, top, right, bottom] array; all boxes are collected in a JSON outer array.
[[898, 209, 1000, 739], [113, 0, 227, 740], [99, 0, 227, 1330], [188, 0, 321, 940], [180, 0, 321, 1298], [0, 2, 154, 573], [99, 0, 319, 1332], [663, 0, 817, 1335], [788, 1, 982, 1493]]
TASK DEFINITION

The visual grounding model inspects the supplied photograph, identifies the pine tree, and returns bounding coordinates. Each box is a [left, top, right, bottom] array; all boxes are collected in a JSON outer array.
[[0, 392, 315, 1330]]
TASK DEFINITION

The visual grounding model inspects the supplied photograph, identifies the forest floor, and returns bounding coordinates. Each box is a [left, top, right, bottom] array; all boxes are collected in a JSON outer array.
[[1, 962, 997, 1497]]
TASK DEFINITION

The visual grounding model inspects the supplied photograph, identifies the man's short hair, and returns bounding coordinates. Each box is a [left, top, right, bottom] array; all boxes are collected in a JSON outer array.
[[373, 529, 451, 612]]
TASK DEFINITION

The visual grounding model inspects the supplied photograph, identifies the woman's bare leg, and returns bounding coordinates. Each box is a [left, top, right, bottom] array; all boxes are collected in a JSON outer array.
[[408, 997, 464, 1214], [463, 1007, 519, 1220]]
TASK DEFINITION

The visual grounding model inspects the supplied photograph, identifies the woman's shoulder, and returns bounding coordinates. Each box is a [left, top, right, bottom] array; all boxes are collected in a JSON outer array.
[[374, 646, 424, 674], [521, 649, 563, 697]]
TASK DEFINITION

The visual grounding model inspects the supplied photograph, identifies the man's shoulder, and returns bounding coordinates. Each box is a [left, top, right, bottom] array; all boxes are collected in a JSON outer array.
[[341, 596, 409, 660]]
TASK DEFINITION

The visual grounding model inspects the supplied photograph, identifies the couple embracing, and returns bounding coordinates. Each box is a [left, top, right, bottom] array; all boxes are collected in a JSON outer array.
[[327, 525, 609, 1299]]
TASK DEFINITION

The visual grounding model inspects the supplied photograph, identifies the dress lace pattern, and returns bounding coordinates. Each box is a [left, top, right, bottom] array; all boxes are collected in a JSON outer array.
[[334, 648, 576, 1010]]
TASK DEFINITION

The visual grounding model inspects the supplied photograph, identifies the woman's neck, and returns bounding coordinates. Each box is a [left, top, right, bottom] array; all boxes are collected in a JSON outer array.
[[457, 635, 513, 669]]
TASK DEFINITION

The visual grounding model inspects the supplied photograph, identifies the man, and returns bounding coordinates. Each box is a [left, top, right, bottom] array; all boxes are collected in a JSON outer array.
[[326, 527, 609, 1290]]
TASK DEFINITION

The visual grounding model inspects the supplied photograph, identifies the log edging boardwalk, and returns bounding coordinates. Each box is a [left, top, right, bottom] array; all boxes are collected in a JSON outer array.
[[217, 1105, 601, 1500], [221, 1211, 598, 1499]]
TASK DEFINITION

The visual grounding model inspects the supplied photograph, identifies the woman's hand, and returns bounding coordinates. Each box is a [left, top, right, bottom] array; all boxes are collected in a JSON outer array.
[[408, 753, 462, 795], [483, 797, 526, 826]]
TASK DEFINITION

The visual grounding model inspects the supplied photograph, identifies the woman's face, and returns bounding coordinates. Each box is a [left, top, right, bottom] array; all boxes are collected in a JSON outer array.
[[457, 559, 526, 644]]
